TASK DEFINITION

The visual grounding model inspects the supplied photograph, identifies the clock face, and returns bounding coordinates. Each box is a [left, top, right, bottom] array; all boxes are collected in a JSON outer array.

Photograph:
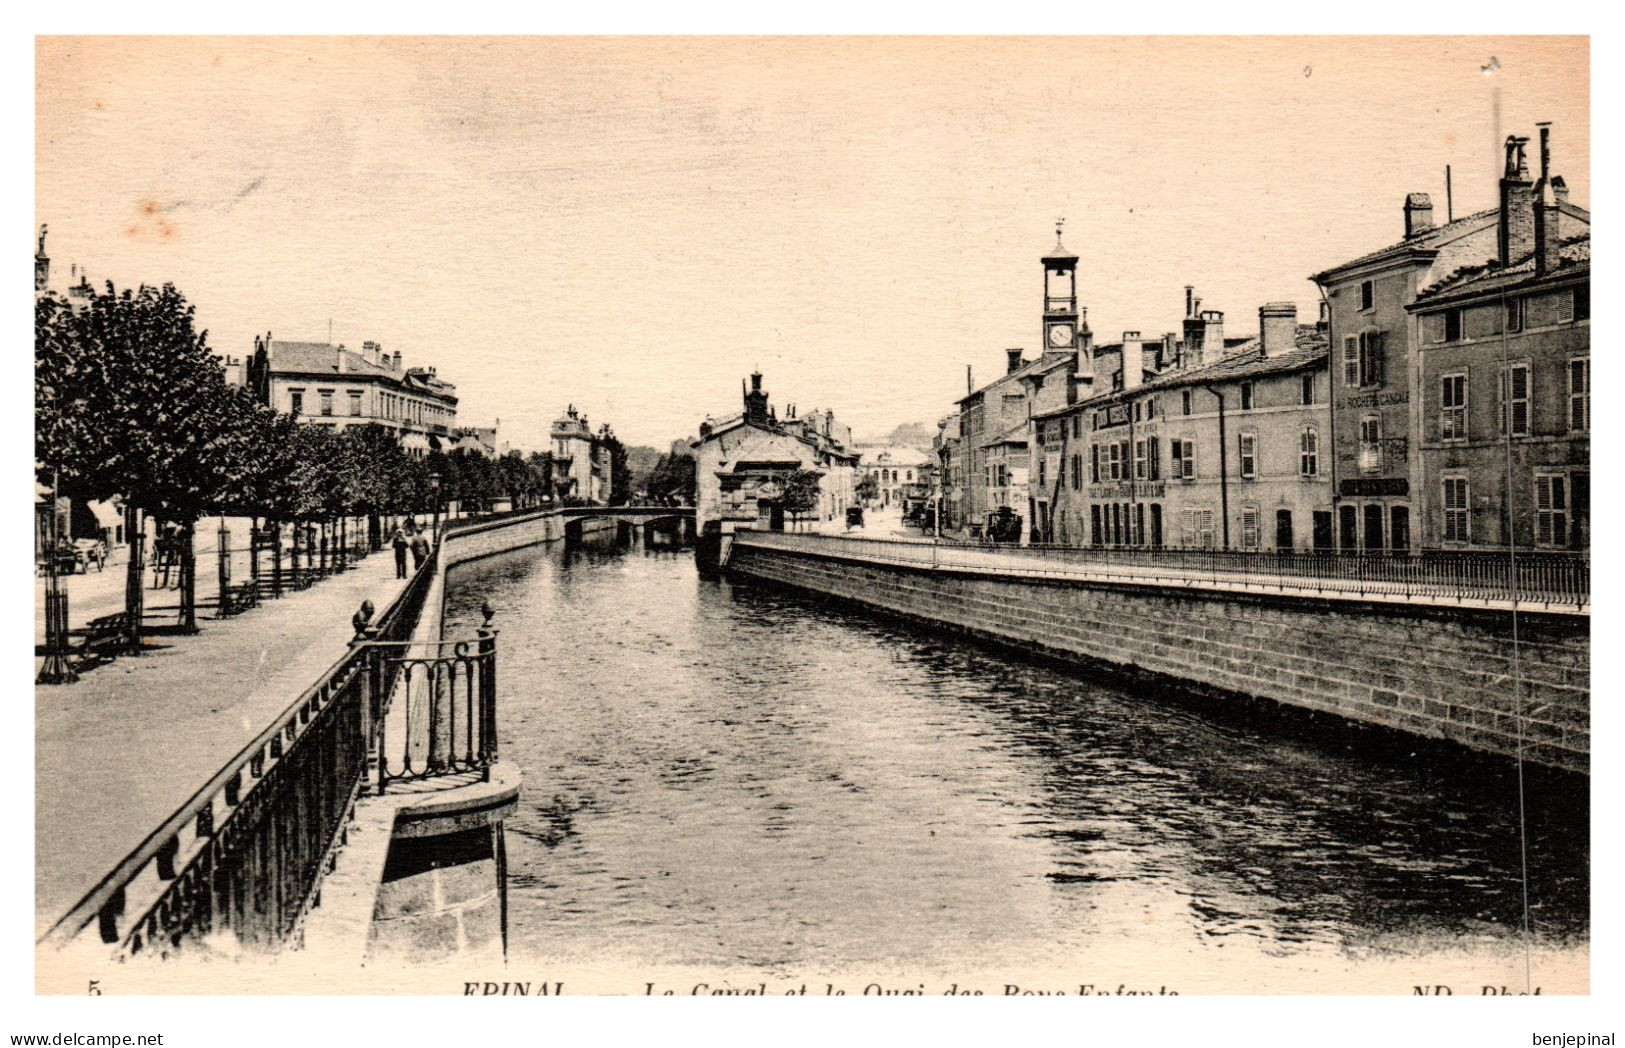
[[1048, 323, 1073, 347]]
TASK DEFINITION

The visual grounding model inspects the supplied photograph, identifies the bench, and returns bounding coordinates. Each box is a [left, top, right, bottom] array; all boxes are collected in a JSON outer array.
[[217, 581, 258, 618], [85, 612, 130, 650]]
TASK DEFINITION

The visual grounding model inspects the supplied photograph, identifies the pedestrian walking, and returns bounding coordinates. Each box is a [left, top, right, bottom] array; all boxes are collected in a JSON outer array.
[[410, 527, 430, 570], [390, 526, 409, 578]]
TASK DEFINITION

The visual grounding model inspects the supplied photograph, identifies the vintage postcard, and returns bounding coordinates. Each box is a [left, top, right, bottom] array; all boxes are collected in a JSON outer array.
[[31, 35, 1589, 1005]]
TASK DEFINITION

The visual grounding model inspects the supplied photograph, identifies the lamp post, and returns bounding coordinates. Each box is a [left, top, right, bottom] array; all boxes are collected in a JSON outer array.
[[429, 471, 442, 538]]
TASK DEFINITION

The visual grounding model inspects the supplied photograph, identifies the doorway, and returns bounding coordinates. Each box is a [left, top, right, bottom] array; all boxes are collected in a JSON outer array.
[[1275, 509, 1293, 551]]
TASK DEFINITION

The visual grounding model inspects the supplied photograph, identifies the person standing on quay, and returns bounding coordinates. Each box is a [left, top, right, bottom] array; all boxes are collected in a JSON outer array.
[[409, 524, 430, 571], [390, 525, 409, 579]]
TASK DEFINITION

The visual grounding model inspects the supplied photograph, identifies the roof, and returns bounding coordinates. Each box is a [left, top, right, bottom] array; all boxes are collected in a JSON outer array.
[[1032, 326, 1328, 419], [980, 420, 1030, 448], [1411, 234, 1590, 306], [1042, 231, 1077, 262], [269, 341, 393, 378], [958, 354, 1056, 406], [1309, 208, 1498, 282]]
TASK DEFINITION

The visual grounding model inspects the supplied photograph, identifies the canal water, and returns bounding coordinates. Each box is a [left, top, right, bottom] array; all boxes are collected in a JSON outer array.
[[443, 532, 1587, 987]]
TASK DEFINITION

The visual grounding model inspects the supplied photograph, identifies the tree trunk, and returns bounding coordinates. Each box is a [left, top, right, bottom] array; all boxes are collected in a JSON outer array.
[[271, 518, 283, 597], [178, 519, 198, 633], [369, 510, 381, 552], [123, 501, 145, 654]]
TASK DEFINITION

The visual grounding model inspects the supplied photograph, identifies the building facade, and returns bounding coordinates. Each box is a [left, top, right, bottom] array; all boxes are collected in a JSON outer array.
[[1310, 125, 1589, 552], [857, 446, 933, 509], [243, 338, 458, 457], [551, 406, 601, 502], [1408, 127, 1588, 551], [692, 372, 859, 541], [1038, 298, 1331, 550]]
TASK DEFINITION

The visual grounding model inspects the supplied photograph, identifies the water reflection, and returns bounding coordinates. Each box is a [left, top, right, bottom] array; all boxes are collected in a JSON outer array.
[[443, 533, 1587, 972]]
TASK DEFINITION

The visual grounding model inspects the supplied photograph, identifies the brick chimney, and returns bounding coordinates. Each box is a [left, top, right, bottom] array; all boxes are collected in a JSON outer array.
[[361, 340, 381, 365], [1006, 348, 1024, 374], [1259, 302, 1297, 358], [1533, 122, 1561, 276], [1499, 134, 1535, 266], [1404, 193, 1434, 238]]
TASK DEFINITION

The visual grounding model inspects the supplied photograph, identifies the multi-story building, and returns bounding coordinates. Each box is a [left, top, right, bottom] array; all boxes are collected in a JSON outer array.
[[1037, 297, 1331, 550], [857, 446, 933, 509], [1408, 127, 1589, 551], [692, 371, 859, 543], [1311, 124, 1589, 553], [243, 338, 458, 457], [551, 406, 600, 502]]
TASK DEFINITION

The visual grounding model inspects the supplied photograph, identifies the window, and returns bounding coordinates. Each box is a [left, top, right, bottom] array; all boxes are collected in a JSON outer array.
[[1535, 473, 1568, 548], [1134, 439, 1147, 480], [1072, 416, 1082, 439], [319, 391, 334, 416], [1170, 439, 1183, 479], [1506, 298, 1524, 333], [1146, 398, 1156, 420], [1440, 373, 1467, 442], [1182, 390, 1192, 416], [1196, 509, 1216, 548], [1107, 442, 1122, 481], [1299, 426, 1319, 477], [1147, 439, 1161, 481], [1134, 401, 1142, 422], [1360, 279, 1374, 311], [1359, 331, 1385, 386], [1342, 336, 1360, 387], [1089, 446, 1099, 484], [1090, 504, 1102, 545], [1557, 288, 1575, 323], [1359, 415, 1382, 473], [1425, 313, 1446, 344], [1301, 373, 1315, 405], [349, 391, 363, 417], [1240, 381, 1254, 411], [1499, 363, 1530, 437], [1443, 476, 1470, 543], [1174, 439, 1195, 480], [289, 390, 304, 416], [1238, 432, 1256, 479], [1037, 459, 1045, 487], [1574, 283, 1589, 321], [1570, 358, 1589, 433], [1444, 308, 1462, 343], [1241, 504, 1260, 550]]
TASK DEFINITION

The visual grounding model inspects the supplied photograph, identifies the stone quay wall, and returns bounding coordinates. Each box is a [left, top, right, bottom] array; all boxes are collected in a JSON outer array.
[[727, 538, 1589, 774]]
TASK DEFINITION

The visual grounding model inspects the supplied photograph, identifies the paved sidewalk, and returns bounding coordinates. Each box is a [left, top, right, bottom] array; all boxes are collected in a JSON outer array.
[[34, 548, 413, 938]]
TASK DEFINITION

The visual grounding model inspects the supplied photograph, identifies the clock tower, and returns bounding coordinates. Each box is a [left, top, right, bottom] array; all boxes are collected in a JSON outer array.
[[1042, 219, 1082, 360]]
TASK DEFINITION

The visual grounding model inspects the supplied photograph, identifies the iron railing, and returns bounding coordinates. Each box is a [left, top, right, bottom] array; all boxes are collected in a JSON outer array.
[[733, 531, 1589, 611], [373, 627, 499, 791], [38, 533, 455, 959]]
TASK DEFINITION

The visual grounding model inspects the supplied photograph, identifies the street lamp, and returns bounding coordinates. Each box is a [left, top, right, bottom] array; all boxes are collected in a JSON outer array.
[[428, 471, 443, 537]]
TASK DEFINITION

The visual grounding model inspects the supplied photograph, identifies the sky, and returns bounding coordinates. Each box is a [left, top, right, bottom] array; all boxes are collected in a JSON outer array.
[[35, 36, 1588, 452]]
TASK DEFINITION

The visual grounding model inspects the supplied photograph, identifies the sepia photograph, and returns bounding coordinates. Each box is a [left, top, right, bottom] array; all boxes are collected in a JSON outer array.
[[25, 31, 1593, 1017]]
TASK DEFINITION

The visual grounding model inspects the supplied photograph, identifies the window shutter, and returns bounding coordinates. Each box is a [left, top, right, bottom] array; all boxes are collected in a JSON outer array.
[[1343, 336, 1360, 386], [1557, 289, 1575, 323]]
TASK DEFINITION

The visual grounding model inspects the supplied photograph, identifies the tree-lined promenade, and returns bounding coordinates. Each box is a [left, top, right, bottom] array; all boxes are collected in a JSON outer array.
[[35, 280, 561, 667]]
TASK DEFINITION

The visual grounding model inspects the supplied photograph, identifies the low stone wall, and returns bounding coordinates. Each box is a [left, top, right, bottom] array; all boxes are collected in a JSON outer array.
[[728, 540, 1589, 774]]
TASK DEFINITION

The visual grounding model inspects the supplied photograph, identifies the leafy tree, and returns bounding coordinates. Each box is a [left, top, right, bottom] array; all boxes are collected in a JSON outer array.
[[781, 468, 823, 530], [647, 452, 696, 505]]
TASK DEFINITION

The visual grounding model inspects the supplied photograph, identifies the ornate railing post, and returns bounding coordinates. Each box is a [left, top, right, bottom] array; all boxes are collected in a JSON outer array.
[[478, 602, 498, 780]]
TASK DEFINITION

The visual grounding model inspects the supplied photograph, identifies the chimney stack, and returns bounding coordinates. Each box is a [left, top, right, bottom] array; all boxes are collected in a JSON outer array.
[[1202, 310, 1226, 362], [1534, 122, 1561, 276], [966, 364, 974, 396], [1499, 134, 1535, 266], [1121, 335, 1143, 391], [1404, 192, 1434, 238], [1259, 302, 1297, 359], [1006, 348, 1024, 374]]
